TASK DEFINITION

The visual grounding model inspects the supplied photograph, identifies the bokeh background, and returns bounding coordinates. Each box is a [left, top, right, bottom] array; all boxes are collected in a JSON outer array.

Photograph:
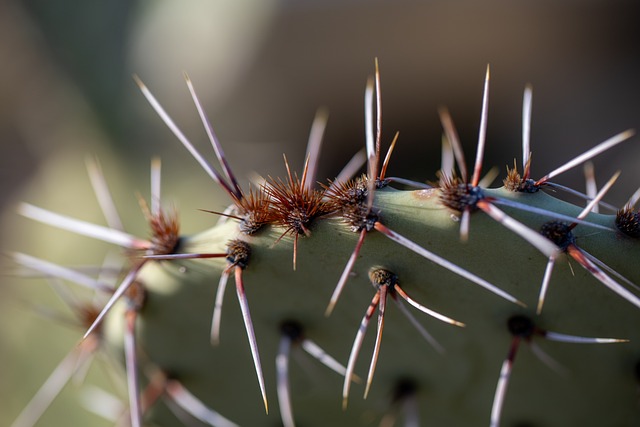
[[2, 1, 640, 425]]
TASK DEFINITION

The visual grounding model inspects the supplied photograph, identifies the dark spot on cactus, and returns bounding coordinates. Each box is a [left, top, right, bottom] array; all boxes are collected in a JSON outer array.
[[171, 236, 185, 254], [344, 204, 379, 233], [391, 377, 419, 402], [438, 173, 485, 212], [225, 239, 251, 269], [540, 221, 575, 250], [507, 315, 535, 339], [519, 179, 540, 193], [616, 207, 640, 238], [349, 176, 370, 203], [368, 267, 397, 290], [280, 320, 304, 342]]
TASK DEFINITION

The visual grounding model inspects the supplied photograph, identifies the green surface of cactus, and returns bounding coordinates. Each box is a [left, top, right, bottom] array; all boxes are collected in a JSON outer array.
[[102, 185, 640, 426]]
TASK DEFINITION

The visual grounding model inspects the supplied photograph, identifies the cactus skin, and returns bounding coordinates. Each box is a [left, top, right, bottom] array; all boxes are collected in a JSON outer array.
[[13, 74, 640, 426], [100, 186, 640, 426]]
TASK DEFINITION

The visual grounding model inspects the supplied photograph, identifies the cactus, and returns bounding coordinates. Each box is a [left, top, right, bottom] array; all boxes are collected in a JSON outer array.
[[8, 63, 640, 427]]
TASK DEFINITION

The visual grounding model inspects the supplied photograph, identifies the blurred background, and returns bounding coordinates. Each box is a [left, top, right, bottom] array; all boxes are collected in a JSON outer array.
[[2, 0, 640, 425]]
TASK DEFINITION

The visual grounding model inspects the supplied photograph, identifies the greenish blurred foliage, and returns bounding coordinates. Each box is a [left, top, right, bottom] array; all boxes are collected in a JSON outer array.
[[22, 0, 136, 143]]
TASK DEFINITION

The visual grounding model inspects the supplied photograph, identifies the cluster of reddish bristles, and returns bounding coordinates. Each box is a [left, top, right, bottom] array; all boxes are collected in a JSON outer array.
[[11, 60, 640, 427]]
